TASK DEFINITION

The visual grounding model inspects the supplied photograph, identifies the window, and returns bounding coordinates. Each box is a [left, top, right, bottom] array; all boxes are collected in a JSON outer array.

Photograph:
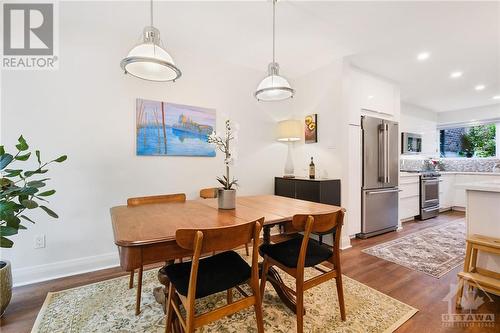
[[439, 123, 497, 158]]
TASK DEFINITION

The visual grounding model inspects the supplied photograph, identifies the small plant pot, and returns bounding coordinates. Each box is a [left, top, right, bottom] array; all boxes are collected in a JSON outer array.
[[0, 260, 12, 317], [217, 188, 236, 210]]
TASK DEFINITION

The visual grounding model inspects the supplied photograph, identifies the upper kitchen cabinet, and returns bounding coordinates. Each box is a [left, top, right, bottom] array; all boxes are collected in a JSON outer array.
[[346, 66, 401, 125]]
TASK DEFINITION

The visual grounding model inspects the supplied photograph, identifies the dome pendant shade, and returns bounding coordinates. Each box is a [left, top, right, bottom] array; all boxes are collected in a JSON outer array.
[[255, 62, 294, 101], [121, 26, 181, 82], [255, 0, 294, 102]]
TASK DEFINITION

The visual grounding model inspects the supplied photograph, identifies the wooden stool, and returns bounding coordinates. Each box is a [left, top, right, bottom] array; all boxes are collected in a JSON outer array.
[[455, 234, 500, 309]]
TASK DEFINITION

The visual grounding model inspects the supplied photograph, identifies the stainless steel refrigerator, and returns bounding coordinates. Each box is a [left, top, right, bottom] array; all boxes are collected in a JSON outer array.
[[357, 115, 399, 239]]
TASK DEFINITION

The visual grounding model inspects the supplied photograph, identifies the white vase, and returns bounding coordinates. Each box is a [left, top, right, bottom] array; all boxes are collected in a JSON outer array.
[[217, 188, 236, 209]]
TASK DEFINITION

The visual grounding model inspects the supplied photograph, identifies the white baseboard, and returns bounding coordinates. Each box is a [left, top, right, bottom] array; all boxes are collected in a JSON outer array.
[[12, 252, 120, 287]]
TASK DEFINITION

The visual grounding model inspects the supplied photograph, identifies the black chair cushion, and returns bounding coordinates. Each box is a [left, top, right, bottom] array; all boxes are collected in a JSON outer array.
[[163, 251, 251, 299], [259, 235, 333, 268]]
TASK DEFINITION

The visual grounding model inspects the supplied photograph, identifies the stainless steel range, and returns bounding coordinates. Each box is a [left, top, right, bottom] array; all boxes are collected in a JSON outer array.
[[419, 171, 441, 220]]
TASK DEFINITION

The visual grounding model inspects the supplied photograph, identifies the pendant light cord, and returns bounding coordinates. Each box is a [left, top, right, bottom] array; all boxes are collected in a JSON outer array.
[[272, 0, 276, 63], [150, 0, 154, 27]]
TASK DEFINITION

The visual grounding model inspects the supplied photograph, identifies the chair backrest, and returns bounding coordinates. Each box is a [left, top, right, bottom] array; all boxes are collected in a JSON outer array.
[[199, 188, 217, 199], [127, 193, 186, 206], [292, 210, 345, 276], [291, 209, 345, 234], [176, 218, 263, 253]]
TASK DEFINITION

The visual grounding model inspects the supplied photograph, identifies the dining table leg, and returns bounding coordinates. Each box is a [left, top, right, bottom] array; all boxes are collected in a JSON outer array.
[[261, 223, 303, 315], [135, 266, 143, 315]]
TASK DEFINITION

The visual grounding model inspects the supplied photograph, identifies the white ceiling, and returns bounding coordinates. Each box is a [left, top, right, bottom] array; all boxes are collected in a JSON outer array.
[[64, 1, 500, 112]]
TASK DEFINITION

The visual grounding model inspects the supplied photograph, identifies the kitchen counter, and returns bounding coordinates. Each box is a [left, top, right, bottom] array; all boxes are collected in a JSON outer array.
[[440, 171, 500, 176], [462, 181, 500, 272], [457, 180, 500, 193], [400, 171, 500, 177]]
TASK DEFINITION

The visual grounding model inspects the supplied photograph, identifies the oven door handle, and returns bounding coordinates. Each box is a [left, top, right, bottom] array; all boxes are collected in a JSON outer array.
[[422, 205, 440, 213]]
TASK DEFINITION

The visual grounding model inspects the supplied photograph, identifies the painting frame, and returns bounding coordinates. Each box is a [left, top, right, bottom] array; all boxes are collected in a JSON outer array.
[[135, 98, 216, 157], [305, 114, 318, 144]]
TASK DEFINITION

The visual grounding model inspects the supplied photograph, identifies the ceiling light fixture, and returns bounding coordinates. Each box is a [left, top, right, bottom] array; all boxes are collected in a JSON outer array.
[[254, 0, 294, 102], [120, 0, 181, 82], [493, 95, 500, 100], [417, 52, 430, 61], [450, 71, 463, 78], [475, 84, 486, 91]]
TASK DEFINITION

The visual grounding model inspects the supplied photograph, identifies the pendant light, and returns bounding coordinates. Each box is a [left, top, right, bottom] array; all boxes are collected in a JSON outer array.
[[120, 0, 181, 82], [255, 0, 294, 101]]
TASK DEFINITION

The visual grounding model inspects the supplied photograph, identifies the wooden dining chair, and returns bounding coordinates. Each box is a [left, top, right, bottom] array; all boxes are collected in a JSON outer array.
[[199, 187, 250, 256], [164, 218, 265, 333], [199, 187, 217, 199], [126, 193, 186, 315], [259, 210, 346, 333]]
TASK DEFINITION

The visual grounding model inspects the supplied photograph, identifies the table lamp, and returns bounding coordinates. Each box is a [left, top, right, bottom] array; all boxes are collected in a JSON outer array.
[[277, 119, 302, 178]]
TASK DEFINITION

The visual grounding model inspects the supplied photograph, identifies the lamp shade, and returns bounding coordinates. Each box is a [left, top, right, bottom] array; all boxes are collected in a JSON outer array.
[[276, 119, 302, 142], [120, 26, 181, 82], [255, 74, 294, 101]]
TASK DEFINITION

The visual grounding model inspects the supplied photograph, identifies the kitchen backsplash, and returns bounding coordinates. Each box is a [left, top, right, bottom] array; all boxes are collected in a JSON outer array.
[[400, 157, 500, 173]]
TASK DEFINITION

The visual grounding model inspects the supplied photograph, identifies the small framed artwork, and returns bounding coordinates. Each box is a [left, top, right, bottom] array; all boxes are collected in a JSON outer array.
[[305, 114, 317, 144]]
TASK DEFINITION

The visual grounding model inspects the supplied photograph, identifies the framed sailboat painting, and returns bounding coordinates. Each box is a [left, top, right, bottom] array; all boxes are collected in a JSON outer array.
[[136, 98, 216, 157]]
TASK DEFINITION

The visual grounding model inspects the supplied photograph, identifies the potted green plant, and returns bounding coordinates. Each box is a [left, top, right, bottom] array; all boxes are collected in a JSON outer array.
[[460, 133, 474, 158], [207, 120, 238, 209], [0, 136, 66, 316]]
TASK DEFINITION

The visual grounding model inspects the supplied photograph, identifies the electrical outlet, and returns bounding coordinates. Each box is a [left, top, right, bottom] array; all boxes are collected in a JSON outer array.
[[34, 234, 46, 249]]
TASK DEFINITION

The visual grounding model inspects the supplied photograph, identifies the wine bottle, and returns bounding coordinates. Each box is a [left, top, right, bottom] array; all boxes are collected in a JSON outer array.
[[309, 157, 315, 179]]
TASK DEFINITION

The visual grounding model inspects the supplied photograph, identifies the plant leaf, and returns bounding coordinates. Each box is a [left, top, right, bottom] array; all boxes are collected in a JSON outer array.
[[53, 155, 67, 163], [0, 236, 13, 248], [17, 224, 27, 230], [5, 215, 20, 228], [27, 180, 46, 188], [15, 152, 31, 161], [40, 205, 58, 218], [0, 226, 19, 236], [21, 199, 38, 209], [20, 215, 35, 224], [0, 154, 13, 170], [38, 190, 55, 196], [16, 135, 29, 151], [0, 146, 4, 155], [4, 169, 22, 177], [35, 150, 41, 164]]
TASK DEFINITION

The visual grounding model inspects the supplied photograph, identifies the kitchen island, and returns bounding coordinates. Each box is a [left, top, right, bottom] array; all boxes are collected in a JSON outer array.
[[458, 180, 500, 272]]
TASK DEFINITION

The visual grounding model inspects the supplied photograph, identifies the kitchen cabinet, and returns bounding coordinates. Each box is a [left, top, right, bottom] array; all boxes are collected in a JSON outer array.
[[346, 67, 400, 125], [439, 174, 455, 210], [399, 174, 420, 220], [359, 73, 396, 116]]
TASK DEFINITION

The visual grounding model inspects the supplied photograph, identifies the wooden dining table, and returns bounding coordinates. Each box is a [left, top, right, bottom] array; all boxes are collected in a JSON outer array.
[[110, 194, 342, 316]]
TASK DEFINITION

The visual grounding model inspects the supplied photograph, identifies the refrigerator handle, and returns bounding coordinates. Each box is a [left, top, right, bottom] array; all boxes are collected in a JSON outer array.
[[385, 123, 390, 184], [378, 125, 385, 182]]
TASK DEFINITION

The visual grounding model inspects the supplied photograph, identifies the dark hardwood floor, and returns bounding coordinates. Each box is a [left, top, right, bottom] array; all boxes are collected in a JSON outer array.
[[1, 211, 498, 332]]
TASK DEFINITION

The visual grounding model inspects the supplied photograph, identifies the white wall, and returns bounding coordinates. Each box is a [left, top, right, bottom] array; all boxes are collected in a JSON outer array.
[[438, 104, 500, 125], [0, 3, 347, 285], [0, 4, 299, 285], [400, 103, 439, 157]]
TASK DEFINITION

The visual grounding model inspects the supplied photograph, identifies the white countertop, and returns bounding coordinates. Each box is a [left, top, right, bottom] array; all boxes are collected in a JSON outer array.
[[457, 180, 500, 193], [440, 171, 500, 176], [400, 171, 500, 177]]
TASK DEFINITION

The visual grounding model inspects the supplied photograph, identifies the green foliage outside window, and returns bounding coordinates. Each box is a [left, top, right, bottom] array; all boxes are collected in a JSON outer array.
[[461, 124, 496, 157]]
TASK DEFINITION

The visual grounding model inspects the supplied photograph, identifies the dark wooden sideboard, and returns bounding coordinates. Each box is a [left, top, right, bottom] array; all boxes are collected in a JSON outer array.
[[274, 177, 341, 206]]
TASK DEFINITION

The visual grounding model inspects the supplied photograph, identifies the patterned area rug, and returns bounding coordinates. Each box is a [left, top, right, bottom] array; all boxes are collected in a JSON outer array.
[[362, 219, 466, 278], [31, 263, 417, 333]]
